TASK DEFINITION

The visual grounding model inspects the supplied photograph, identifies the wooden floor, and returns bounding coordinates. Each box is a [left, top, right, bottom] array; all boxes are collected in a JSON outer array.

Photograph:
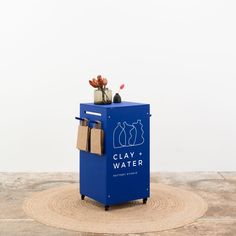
[[0, 172, 235, 235]]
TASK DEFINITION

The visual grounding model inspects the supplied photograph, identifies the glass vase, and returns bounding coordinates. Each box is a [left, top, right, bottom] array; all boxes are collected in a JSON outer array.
[[94, 88, 112, 105]]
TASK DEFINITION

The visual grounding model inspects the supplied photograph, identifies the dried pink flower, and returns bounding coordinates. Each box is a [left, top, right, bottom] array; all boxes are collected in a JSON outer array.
[[120, 84, 125, 90]]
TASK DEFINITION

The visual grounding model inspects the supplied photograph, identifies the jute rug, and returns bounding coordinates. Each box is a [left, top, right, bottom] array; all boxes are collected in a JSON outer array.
[[23, 183, 208, 234]]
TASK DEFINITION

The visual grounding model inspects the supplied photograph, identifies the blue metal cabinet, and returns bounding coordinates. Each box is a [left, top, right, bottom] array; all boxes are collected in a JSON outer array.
[[79, 102, 150, 210]]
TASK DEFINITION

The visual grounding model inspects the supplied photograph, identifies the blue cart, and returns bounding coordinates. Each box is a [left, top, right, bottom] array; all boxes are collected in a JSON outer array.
[[78, 101, 150, 211]]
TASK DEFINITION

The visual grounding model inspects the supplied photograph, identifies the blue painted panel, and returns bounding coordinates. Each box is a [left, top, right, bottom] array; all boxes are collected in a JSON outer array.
[[79, 104, 107, 204], [79, 102, 150, 206], [106, 104, 150, 205]]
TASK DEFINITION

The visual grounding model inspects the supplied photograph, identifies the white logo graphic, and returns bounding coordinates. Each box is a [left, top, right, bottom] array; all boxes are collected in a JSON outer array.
[[113, 120, 144, 148]]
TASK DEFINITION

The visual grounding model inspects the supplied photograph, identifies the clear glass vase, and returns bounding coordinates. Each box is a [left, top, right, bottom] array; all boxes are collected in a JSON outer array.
[[94, 88, 112, 105]]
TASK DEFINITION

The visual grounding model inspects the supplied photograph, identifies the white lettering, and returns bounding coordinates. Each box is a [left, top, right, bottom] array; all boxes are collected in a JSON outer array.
[[121, 162, 126, 168], [138, 159, 143, 166], [130, 152, 135, 158], [124, 153, 129, 159], [113, 163, 120, 169], [113, 154, 118, 160]]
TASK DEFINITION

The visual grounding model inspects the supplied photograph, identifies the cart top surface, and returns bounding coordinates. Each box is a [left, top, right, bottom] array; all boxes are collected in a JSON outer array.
[[80, 101, 149, 109]]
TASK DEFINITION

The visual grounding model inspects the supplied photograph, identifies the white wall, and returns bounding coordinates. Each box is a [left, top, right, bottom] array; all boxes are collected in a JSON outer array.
[[0, 0, 236, 171]]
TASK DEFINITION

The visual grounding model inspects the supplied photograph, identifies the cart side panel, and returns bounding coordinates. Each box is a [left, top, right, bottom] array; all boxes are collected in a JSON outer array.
[[106, 104, 150, 205], [79, 104, 108, 204]]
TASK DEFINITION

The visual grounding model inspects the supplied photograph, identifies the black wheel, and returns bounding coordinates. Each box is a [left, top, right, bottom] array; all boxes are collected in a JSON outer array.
[[81, 194, 85, 200], [105, 205, 110, 211], [143, 198, 147, 204]]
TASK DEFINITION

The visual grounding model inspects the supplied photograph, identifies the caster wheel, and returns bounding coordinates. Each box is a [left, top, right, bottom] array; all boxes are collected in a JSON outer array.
[[105, 205, 110, 211], [81, 194, 85, 200], [143, 198, 147, 204]]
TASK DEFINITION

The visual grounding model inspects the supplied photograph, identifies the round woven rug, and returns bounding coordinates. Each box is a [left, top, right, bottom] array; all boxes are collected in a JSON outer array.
[[23, 183, 207, 234]]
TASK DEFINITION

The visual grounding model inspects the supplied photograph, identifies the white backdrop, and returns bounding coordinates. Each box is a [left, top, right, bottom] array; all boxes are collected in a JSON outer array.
[[0, 0, 236, 171]]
